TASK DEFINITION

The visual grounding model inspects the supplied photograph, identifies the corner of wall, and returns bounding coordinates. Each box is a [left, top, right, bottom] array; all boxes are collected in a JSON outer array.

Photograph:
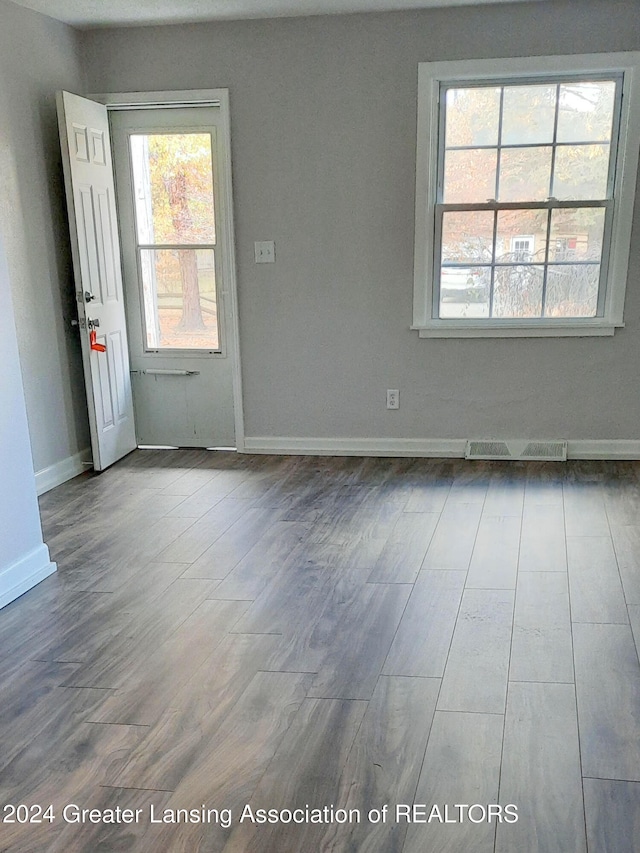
[[35, 447, 92, 495]]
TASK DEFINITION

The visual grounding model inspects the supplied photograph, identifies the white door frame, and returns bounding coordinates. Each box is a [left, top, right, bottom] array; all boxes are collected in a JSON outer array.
[[90, 89, 245, 452]]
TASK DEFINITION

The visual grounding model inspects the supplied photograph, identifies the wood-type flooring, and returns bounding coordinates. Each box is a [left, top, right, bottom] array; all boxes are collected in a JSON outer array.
[[2, 450, 640, 852]]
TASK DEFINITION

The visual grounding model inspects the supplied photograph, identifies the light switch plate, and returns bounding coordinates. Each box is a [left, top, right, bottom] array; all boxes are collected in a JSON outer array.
[[255, 241, 275, 263]]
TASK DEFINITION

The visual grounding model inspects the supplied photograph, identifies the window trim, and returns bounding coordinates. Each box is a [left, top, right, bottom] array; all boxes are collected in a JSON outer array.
[[412, 53, 640, 338]]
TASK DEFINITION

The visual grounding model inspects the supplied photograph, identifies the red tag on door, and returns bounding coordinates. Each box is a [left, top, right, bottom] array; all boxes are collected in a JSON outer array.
[[90, 329, 106, 352]]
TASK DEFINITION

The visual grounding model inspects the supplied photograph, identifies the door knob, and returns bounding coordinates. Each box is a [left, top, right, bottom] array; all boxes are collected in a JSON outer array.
[[87, 318, 100, 329], [85, 291, 95, 302]]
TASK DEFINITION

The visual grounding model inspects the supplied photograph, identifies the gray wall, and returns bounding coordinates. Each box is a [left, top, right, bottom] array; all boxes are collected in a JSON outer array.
[[0, 231, 54, 608], [0, 0, 89, 473], [81, 3, 640, 442]]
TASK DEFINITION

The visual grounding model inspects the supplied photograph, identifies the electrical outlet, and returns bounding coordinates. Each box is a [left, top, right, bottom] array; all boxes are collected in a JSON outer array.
[[254, 241, 275, 263], [386, 389, 400, 410]]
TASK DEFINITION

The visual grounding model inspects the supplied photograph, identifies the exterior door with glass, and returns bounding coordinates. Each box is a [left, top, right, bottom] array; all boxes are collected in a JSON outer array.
[[110, 106, 236, 447]]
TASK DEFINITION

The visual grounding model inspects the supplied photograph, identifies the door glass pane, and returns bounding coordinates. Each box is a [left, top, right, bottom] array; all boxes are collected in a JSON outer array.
[[552, 144, 610, 200], [557, 81, 616, 143], [549, 208, 605, 262], [544, 264, 600, 318], [445, 87, 501, 147], [140, 249, 219, 350], [130, 133, 216, 244], [442, 211, 494, 263], [493, 265, 544, 318], [498, 146, 552, 202], [443, 148, 497, 203], [501, 85, 557, 145]]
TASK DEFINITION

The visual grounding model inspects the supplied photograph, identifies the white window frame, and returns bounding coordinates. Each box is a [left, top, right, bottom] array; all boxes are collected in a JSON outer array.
[[412, 53, 640, 338]]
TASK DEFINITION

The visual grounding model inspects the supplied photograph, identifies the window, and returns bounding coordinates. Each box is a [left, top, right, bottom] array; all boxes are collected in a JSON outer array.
[[412, 54, 640, 337], [510, 236, 534, 263]]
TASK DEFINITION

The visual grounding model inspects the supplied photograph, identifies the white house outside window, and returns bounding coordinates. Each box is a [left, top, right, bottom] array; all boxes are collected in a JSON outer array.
[[412, 54, 640, 338]]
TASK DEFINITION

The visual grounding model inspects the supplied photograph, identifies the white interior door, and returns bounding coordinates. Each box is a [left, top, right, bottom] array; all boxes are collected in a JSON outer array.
[[57, 91, 137, 471], [110, 106, 236, 448]]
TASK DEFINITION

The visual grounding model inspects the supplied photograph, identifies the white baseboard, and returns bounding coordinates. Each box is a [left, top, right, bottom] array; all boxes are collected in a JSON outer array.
[[243, 436, 640, 460], [35, 448, 92, 496], [0, 543, 56, 610], [568, 440, 640, 460], [243, 437, 467, 457]]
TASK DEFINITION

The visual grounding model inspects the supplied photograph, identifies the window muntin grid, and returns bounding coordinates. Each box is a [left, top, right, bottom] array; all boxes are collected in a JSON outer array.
[[434, 76, 621, 321]]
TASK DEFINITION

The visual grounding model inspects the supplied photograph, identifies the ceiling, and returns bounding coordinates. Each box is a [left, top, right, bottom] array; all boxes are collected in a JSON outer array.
[[9, 0, 536, 29]]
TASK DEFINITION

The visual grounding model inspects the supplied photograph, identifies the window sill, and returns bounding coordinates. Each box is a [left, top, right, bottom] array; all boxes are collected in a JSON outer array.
[[412, 320, 622, 338]]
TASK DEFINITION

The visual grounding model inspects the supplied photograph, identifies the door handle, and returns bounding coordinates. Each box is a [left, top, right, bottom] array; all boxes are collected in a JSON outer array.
[[87, 318, 100, 329], [85, 291, 96, 302]]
